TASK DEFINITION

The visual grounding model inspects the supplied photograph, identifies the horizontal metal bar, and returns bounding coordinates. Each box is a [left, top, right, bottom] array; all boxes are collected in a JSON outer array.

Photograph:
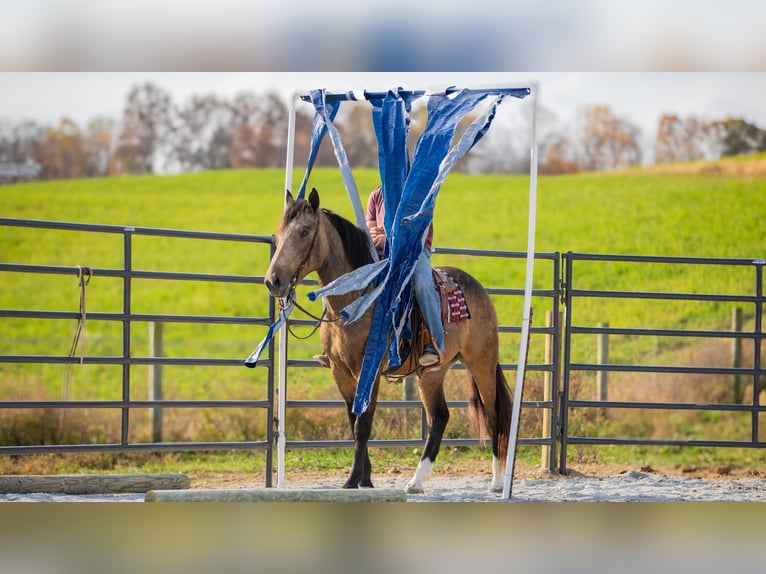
[[284, 436, 546, 450], [570, 363, 760, 375], [0, 355, 272, 368], [484, 287, 557, 297], [570, 325, 764, 339], [0, 441, 270, 455], [297, 86, 532, 103], [566, 437, 765, 449], [566, 252, 764, 266], [0, 217, 272, 244], [284, 358, 554, 372], [0, 262, 266, 285], [433, 247, 559, 260], [285, 320, 558, 333], [0, 309, 272, 325], [130, 270, 265, 284], [284, 399, 554, 410], [567, 399, 764, 412], [0, 400, 271, 409], [498, 325, 557, 334], [570, 288, 757, 303]]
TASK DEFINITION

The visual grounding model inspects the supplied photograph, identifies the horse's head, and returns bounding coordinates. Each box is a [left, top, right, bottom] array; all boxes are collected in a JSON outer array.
[[264, 188, 322, 298]]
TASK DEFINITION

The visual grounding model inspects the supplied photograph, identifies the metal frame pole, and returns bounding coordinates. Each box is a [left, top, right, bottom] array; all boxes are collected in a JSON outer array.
[[276, 93, 298, 488], [121, 228, 133, 446], [502, 81, 539, 499]]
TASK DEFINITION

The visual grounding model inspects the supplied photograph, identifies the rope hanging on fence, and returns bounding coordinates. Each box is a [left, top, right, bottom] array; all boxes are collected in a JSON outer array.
[[68, 265, 92, 363], [61, 265, 92, 428]]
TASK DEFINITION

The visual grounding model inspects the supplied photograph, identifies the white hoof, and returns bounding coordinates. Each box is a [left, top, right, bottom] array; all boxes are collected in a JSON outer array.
[[491, 455, 504, 493], [406, 458, 434, 495]]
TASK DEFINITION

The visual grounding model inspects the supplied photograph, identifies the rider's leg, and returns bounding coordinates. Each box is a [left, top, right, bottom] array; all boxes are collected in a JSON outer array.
[[412, 249, 444, 366]]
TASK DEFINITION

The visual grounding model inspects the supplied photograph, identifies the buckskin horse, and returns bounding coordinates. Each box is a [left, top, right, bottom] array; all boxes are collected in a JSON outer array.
[[264, 189, 513, 493]]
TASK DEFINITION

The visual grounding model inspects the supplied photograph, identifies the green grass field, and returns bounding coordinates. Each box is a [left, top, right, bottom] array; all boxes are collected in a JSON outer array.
[[1, 161, 765, 469]]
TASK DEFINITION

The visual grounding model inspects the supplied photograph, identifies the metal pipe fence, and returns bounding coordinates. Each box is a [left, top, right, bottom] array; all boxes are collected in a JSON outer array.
[[560, 252, 765, 474], [3, 217, 764, 480], [0, 218, 276, 485]]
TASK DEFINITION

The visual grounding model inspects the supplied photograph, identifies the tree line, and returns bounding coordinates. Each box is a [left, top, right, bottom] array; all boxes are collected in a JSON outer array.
[[1, 82, 764, 182]]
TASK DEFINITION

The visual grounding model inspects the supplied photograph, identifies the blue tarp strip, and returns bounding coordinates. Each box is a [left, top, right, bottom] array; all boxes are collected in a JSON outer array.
[[296, 97, 339, 200], [302, 90, 373, 244], [349, 88, 519, 414], [244, 301, 292, 367]]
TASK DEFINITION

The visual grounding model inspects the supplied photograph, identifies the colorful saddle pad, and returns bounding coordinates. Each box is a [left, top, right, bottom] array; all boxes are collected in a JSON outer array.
[[433, 269, 471, 324]]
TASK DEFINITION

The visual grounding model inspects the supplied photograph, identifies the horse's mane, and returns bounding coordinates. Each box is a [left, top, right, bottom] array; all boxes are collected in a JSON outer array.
[[320, 208, 374, 270]]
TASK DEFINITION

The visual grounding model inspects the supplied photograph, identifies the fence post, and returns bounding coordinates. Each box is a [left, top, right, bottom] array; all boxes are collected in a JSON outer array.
[[403, 375, 417, 436], [732, 307, 743, 404], [597, 322, 609, 404], [148, 322, 164, 443], [541, 310, 557, 469]]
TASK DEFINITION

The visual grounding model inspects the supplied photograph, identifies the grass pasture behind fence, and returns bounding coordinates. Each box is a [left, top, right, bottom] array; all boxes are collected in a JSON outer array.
[[1, 161, 765, 470]]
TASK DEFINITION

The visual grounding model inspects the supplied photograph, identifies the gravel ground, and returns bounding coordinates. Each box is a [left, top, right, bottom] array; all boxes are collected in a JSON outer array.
[[2, 470, 764, 502]]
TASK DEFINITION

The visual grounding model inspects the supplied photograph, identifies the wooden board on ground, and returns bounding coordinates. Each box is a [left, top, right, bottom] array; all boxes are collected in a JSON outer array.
[[0, 474, 190, 494], [145, 487, 407, 502]]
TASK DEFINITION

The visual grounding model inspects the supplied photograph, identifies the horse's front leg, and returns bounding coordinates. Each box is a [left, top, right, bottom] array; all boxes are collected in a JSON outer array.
[[332, 366, 379, 489], [343, 406, 375, 489]]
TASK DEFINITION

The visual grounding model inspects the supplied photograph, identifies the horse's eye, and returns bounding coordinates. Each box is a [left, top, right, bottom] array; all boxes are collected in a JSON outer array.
[[300, 229, 310, 238]]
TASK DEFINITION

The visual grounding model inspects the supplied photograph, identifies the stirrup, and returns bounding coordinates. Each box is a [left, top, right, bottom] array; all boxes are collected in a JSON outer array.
[[419, 344, 439, 367]]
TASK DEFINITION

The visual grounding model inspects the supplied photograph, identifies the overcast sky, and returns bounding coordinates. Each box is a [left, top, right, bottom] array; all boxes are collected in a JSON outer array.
[[2, 73, 765, 141]]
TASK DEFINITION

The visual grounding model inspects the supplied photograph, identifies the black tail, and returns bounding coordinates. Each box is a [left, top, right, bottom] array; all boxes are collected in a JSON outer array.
[[467, 364, 513, 461], [494, 364, 513, 462]]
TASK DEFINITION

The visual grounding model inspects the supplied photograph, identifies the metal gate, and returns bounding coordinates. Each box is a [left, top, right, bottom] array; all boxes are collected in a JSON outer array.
[[559, 252, 765, 473], [0, 218, 277, 485]]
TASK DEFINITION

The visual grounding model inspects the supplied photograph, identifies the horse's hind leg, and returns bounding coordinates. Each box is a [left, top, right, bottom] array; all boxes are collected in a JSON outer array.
[[406, 369, 450, 494], [459, 331, 513, 493], [463, 360, 512, 493]]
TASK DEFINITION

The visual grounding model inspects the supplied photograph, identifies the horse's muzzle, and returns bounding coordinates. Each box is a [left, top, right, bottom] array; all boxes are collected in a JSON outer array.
[[264, 271, 288, 298]]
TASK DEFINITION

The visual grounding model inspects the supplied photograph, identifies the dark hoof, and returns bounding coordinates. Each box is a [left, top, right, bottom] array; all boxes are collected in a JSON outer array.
[[342, 482, 359, 489]]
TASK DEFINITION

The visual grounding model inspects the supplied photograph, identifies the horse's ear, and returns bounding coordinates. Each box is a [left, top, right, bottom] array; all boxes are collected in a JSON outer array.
[[285, 189, 294, 208], [308, 188, 320, 211]]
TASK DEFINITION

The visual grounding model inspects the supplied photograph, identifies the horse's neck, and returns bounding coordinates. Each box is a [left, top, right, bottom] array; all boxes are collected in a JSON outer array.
[[314, 212, 362, 316]]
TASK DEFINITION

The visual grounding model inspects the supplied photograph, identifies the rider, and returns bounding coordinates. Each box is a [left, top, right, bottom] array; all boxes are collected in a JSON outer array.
[[314, 186, 444, 368], [365, 185, 443, 367]]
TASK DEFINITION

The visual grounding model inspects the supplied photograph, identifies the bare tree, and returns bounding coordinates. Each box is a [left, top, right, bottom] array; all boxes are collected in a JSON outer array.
[[336, 103, 378, 168], [453, 101, 561, 175], [227, 91, 289, 168], [654, 114, 715, 163], [113, 82, 174, 175], [38, 118, 88, 179], [85, 116, 117, 177], [576, 105, 642, 170], [541, 134, 580, 174], [170, 94, 235, 171], [0, 120, 45, 165]]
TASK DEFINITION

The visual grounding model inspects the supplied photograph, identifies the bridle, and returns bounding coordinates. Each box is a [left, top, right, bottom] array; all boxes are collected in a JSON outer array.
[[277, 209, 342, 338]]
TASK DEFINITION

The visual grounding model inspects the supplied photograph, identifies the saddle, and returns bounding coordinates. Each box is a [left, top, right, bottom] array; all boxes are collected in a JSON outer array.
[[385, 269, 471, 376]]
